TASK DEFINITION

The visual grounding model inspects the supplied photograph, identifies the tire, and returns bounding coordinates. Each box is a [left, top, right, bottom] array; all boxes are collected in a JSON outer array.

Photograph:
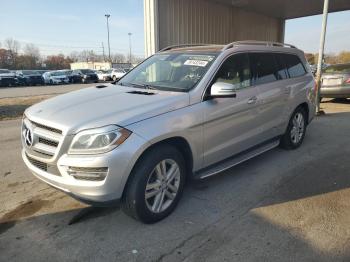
[[112, 75, 117, 81], [280, 106, 307, 150], [121, 145, 186, 223]]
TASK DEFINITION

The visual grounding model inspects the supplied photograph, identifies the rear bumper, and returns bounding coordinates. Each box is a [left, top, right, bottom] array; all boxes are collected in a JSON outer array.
[[320, 85, 350, 98]]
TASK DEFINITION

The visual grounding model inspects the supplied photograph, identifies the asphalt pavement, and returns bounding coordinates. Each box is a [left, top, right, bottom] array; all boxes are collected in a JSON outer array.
[[0, 101, 350, 261]]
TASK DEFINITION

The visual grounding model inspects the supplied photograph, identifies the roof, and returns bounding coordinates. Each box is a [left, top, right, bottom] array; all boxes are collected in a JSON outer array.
[[160, 41, 300, 53], [216, 0, 350, 19]]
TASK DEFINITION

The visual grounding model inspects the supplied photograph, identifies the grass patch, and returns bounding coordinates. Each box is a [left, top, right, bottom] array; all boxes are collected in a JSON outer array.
[[0, 95, 52, 120]]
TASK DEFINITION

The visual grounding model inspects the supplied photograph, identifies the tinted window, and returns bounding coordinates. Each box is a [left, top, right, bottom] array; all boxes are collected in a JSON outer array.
[[250, 53, 278, 85], [213, 53, 251, 90], [285, 54, 306, 78], [274, 54, 288, 80]]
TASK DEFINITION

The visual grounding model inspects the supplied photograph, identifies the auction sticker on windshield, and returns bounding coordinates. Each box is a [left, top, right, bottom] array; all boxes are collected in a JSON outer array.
[[184, 60, 209, 67]]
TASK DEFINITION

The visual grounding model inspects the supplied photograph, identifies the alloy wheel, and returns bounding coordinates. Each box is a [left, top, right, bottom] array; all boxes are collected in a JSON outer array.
[[145, 159, 181, 213], [290, 112, 305, 144]]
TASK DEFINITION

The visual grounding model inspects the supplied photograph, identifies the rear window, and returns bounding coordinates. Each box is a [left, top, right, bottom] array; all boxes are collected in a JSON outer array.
[[324, 64, 350, 73], [249, 53, 278, 85], [285, 54, 306, 78]]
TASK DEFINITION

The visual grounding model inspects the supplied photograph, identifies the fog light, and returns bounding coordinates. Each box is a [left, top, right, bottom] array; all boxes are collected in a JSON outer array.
[[67, 166, 108, 181]]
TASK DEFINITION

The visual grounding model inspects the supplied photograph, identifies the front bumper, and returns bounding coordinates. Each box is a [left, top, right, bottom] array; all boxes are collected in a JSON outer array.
[[320, 85, 350, 98], [22, 132, 149, 205]]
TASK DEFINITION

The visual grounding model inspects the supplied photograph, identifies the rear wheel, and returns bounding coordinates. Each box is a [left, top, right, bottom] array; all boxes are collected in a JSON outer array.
[[280, 107, 307, 150], [121, 145, 186, 223]]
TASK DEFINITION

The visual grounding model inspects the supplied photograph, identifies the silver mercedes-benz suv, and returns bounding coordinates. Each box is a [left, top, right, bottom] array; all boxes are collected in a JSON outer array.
[[21, 41, 316, 223]]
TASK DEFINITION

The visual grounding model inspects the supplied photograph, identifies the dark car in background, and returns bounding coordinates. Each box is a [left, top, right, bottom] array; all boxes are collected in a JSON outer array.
[[0, 69, 17, 87], [65, 70, 82, 83], [16, 70, 44, 86], [71, 69, 98, 83], [321, 63, 350, 100]]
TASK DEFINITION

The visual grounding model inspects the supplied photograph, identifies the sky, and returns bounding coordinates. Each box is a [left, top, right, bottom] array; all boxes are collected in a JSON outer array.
[[0, 1, 349, 57], [285, 10, 350, 54], [0, 0, 145, 57]]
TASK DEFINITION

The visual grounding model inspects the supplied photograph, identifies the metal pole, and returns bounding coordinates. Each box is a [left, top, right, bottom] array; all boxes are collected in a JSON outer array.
[[102, 42, 105, 62], [315, 0, 329, 115], [128, 32, 132, 64], [105, 14, 111, 62]]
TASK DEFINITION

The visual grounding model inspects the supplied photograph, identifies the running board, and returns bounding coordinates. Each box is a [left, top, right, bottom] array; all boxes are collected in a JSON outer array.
[[194, 140, 280, 180]]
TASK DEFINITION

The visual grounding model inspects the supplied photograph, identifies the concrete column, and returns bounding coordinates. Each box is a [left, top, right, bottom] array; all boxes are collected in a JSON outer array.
[[144, 0, 159, 57]]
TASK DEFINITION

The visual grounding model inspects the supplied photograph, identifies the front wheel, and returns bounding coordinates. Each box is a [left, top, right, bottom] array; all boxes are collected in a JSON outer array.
[[280, 107, 307, 150], [122, 145, 186, 223]]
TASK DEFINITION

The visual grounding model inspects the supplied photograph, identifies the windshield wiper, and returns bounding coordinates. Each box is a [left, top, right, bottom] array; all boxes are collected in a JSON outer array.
[[121, 82, 158, 90]]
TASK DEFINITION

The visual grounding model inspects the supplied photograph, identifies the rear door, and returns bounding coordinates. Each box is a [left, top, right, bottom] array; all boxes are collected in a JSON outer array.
[[249, 52, 288, 140], [202, 53, 260, 167]]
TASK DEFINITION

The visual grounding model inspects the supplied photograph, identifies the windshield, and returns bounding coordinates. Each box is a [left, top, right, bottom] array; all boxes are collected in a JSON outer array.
[[80, 69, 94, 74], [324, 64, 350, 73], [119, 52, 218, 91], [51, 71, 67, 76], [22, 71, 39, 75], [0, 69, 11, 74]]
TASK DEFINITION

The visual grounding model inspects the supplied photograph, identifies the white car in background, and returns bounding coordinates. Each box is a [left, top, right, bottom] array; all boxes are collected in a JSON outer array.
[[111, 68, 129, 81], [43, 71, 70, 85], [96, 69, 112, 81]]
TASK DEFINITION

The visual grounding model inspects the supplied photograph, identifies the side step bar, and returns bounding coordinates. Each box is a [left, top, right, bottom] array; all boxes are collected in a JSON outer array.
[[194, 139, 280, 180]]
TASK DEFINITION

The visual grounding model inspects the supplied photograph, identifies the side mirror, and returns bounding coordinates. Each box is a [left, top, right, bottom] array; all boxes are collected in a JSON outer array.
[[210, 82, 237, 98]]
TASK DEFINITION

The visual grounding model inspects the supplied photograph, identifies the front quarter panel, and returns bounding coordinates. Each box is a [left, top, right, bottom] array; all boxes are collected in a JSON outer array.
[[126, 102, 204, 172]]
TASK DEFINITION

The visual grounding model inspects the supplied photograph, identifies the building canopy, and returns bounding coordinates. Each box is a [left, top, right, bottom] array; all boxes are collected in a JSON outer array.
[[216, 0, 350, 19]]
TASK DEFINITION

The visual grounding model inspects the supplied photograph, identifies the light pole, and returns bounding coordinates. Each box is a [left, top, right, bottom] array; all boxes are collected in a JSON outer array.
[[105, 14, 111, 62], [128, 32, 132, 64], [315, 0, 329, 115]]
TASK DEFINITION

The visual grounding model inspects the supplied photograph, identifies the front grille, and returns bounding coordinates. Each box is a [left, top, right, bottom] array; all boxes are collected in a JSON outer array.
[[31, 121, 62, 134], [26, 154, 47, 172], [39, 137, 59, 147], [23, 118, 63, 159]]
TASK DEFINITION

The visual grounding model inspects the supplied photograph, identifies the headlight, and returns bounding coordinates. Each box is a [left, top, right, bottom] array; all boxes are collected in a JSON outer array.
[[68, 125, 131, 155]]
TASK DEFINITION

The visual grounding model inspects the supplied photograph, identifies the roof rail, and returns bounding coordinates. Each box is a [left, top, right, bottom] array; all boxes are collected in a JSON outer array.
[[159, 44, 214, 52], [222, 41, 296, 51]]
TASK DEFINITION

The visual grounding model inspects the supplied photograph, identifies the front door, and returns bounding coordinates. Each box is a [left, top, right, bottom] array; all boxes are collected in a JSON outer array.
[[202, 53, 261, 168]]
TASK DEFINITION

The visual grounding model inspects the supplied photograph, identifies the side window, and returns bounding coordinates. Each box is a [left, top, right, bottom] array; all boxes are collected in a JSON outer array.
[[213, 53, 251, 90], [274, 54, 288, 80], [285, 54, 306, 78], [249, 53, 278, 85]]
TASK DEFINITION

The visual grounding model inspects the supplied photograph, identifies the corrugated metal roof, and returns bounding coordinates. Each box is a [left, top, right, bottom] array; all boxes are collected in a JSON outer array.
[[215, 0, 350, 19]]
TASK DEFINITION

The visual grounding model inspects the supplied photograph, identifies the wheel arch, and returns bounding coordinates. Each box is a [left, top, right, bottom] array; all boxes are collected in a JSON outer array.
[[298, 102, 309, 124], [122, 136, 194, 197]]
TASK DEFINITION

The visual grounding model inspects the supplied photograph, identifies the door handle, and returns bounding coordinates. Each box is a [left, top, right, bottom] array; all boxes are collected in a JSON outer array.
[[247, 96, 257, 104]]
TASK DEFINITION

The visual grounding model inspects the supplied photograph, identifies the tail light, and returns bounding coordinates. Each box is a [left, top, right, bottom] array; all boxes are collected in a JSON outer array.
[[345, 78, 350, 84]]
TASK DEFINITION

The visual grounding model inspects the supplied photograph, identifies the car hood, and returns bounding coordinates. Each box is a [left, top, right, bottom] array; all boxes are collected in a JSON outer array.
[[25, 84, 190, 134]]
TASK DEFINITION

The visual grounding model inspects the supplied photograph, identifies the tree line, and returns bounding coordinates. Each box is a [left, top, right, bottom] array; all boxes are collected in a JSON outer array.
[[305, 51, 350, 65], [0, 38, 143, 70]]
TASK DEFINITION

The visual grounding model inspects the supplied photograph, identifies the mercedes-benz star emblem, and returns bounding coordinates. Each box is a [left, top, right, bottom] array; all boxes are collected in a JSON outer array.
[[24, 127, 33, 147]]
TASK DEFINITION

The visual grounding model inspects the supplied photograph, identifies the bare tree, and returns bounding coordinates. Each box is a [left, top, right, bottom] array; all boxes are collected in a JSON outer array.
[[4, 38, 20, 55], [23, 43, 40, 58], [4, 38, 21, 68], [111, 53, 126, 63]]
